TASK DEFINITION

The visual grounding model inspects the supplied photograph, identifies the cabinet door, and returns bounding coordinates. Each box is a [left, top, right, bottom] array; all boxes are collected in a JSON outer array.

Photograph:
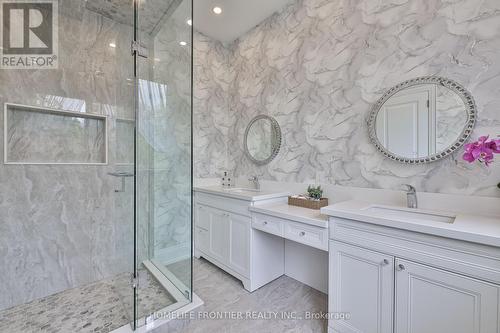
[[228, 213, 250, 277], [208, 208, 230, 264], [195, 204, 210, 230], [195, 227, 209, 254], [395, 259, 500, 333], [329, 241, 394, 333]]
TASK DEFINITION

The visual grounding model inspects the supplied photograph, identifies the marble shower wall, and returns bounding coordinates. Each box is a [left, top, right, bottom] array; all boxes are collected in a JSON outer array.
[[145, 0, 192, 261], [194, 0, 500, 197], [0, 1, 136, 311]]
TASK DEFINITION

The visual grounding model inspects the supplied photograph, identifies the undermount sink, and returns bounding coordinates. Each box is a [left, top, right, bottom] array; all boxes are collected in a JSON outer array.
[[223, 187, 261, 193], [362, 205, 456, 224]]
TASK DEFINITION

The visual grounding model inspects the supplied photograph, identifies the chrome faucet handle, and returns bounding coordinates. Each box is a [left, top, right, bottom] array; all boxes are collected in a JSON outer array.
[[248, 175, 260, 190], [403, 184, 418, 209], [403, 184, 416, 193]]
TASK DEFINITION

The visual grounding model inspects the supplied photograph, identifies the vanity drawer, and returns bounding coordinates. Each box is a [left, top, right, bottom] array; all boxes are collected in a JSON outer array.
[[196, 192, 251, 217], [252, 213, 284, 237], [284, 222, 328, 251]]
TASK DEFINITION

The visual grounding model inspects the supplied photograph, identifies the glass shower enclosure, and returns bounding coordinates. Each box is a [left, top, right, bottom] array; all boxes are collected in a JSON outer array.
[[0, 0, 192, 331], [134, 0, 194, 328]]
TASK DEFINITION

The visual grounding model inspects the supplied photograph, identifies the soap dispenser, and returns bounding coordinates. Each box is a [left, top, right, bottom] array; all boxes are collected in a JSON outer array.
[[222, 171, 228, 187]]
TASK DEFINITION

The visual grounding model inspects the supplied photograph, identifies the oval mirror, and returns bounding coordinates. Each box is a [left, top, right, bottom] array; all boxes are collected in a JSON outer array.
[[368, 77, 476, 164], [244, 115, 282, 165]]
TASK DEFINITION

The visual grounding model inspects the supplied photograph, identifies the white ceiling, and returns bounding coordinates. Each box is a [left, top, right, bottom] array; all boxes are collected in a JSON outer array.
[[193, 0, 294, 43]]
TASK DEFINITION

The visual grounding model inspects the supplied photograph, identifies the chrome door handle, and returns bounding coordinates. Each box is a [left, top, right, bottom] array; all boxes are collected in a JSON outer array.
[[299, 232, 306, 237], [397, 264, 406, 271]]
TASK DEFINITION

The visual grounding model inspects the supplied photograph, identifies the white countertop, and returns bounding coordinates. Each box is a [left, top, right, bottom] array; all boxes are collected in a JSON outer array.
[[321, 200, 500, 247], [194, 186, 290, 202], [250, 203, 328, 228]]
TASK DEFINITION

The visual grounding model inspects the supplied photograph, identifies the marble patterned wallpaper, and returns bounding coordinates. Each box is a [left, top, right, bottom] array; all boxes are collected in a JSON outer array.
[[193, 32, 234, 179], [0, 1, 136, 311], [194, 0, 500, 197]]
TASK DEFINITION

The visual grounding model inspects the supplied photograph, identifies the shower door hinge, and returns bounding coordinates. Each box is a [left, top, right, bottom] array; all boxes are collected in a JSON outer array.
[[130, 273, 139, 289], [131, 41, 149, 58]]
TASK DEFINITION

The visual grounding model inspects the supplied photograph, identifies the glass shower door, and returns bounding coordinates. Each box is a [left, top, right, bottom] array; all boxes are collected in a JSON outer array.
[[134, 0, 193, 328], [105, 0, 137, 329]]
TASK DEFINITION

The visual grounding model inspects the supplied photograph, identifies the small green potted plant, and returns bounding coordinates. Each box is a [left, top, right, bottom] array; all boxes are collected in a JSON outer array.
[[288, 185, 329, 210], [307, 185, 323, 201]]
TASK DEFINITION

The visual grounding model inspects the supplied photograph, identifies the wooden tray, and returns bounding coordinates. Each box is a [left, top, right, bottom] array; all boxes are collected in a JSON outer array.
[[288, 196, 329, 210]]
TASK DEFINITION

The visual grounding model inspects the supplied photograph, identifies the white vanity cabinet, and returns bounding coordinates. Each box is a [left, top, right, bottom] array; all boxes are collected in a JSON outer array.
[[228, 212, 251, 276], [194, 189, 289, 291], [194, 187, 330, 294], [195, 201, 251, 280], [394, 258, 499, 333], [324, 204, 500, 333], [329, 241, 394, 333]]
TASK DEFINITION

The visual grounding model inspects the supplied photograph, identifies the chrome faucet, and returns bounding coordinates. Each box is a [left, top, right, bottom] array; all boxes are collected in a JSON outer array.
[[404, 184, 418, 209], [248, 176, 260, 191]]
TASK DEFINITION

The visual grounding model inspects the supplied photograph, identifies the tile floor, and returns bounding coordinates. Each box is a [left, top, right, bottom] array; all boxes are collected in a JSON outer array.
[[0, 268, 175, 333], [153, 258, 328, 333], [0, 258, 328, 333]]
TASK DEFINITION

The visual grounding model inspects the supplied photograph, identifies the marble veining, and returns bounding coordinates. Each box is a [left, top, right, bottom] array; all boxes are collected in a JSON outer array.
[[153, 258, 328, 333], [0, 0, 191, 315], [85, 0, 178, 35], [6, 106, 106, 164], [193, 32, 235, 179], [193, 0, 500, 197], [138, 0, 193, 261], [0, 0, 137, 311]]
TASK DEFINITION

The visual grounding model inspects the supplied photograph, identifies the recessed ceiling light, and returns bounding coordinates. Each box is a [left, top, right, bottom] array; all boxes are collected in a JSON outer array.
[[179, 41, 187, 46], [186, 19, 192, 26], [109, 42, 116, 48], [212, 6, 222, 15]]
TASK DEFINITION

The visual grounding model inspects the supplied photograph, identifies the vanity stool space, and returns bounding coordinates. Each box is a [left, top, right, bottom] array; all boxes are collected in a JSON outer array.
[[250, 203, 329, 293], [322, 201, 500, 333], [194, 186, 329, 293]]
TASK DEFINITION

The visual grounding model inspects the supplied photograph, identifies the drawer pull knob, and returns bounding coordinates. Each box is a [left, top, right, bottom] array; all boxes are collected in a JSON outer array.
[[397, 264, 406, 271], [382, 259, 389, 266], [299, 232, 306, 237], [263, 221, 268, 225]]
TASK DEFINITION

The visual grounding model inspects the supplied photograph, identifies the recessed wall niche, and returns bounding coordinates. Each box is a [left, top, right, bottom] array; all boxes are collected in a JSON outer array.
[[4, 103, 108, 165]]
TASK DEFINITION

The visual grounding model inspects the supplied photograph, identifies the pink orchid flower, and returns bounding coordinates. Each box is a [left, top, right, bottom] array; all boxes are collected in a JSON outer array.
[[463, 135, 500, 166]]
